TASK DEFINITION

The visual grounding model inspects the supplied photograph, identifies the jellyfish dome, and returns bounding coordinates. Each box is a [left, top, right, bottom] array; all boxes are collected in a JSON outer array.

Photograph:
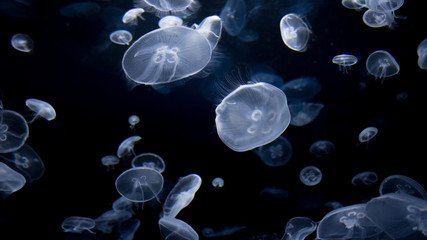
[[417, 38, 427, 70], [366, 50, 400, 79], [10, 33, 34, 53], [25, 98, 56, 122], [110, 30, 133, 45], [363, 9, 395, 28], [0, 109, 29, 153], [134, 0, 199, 17], [215, 82, 291, 152], [280, 13, 311, 52]]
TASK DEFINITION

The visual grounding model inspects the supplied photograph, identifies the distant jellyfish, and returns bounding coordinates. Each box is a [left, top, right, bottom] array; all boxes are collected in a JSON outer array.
[[219, 0, 247, 36], [134, 0, 200, 17], [366, 0, 404, 13], [289, 102, 324, 127], [351, 171, 378, 186], [131, 152, 165, 173], [0, 162, 26, 198], [341, 0, 364, 10], [332, 54, 358, 73], [358, 126, 378, 143], [61, 216, 96, 233], [94, 209, 133, 234], [110, 30, 133, 45], [192, 15, 222, 51], [283, 217, 317, 240], [259, 186, 289, 200], [117, 135, 141, 159], [280, 13, 311, 52], [10, 33, 33, 53], [0, 109, 29, 153], [128, 115, 140, 130], [324, 201, 343, 210], [158, 216, 198, 240], [115, 167, 164, 202], [212, 177, 224, 188], [281, 76, 321, 103], [254, 135, 292, 167], [299, 166, 322, 186], [101, 155, 120, 171], [158, 15, 183, 28], [417, 38, 427, 70], [202, 225, 247, 238], [363, 9, 395, 28], [249, 72, 284, 88], [379, 174, 427, 199], [215, 82, 291, 152], [238, 29, 259, 42], [309, 140, 335, 157], [25, 98, 56, 123], [366, 50, 400, 80], [122, 8, 145, 25]]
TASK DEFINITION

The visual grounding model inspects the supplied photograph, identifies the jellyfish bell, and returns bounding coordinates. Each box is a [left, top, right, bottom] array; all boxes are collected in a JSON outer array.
[[366, 0, 404, 13], [280, 13, 311, 52], [131, 152, 165, 173], [0, 162, 26, 198], [283, 217, 317, 240], [417, 38, 427, 70], [309, 140, 335, 157], [128, 115, 140, 130], [117, 135, 142, 158], [110, 30, 133, 45], [358, 126, 378, 143], [254, 135, 292, 167], [25, 98, 56, 123], [61, 216, 96, 233], [366, 50, 400, 81], [101, 155, 120, 171], [299, 166, 322, 186], [219, 0, 247, 36], [193, 15, 222, 51], [332, 54, 358, 73], [363, 9, 395, 28], [122, 8, 145, 25], [158, 217, 198, 240], [379, 174, 427, 199], [133, 0, 200, 18], [0, 109, 29, 153], [211, 177, 224, 188], [289, 102, 324, 127], [158, 15, 183, 28], [10, 33, 34, 53], [352, 171, 379, 186], [281, 76, 321, 103]]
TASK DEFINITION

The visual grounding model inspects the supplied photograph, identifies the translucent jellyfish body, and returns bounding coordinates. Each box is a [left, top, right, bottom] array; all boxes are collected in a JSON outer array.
[[158, 15, 183, 28], [61, 216, 96, 233], [280, 13, 311, 52], [101, 155, 120, 170], [115, 167, 164, 202], [159, 216, 198, 240], [366, 0, 404, 12], [192, 15, 222, 51], [0, 109, 29, 153], [25, 98, 56, 122], [131, 152, 165, 173], [128, 115, 140, 130], [417, 38, 427, 70], [211, 177, 224, 188], [0, 161, 26, 197], [134, 0, 199, 17], [358, 126, 378, 143], [332, 54, 358, 73], [289, 102, 324, 126], [351, 171, 378, 186], [122, 8, 145, 25], [283, 217, 317, 240], [117, 135, 141, 158], [110, 30, 133, 45], [366, 50, 400, 79], [215, 82, 291, 152], [94, 209, 132, 233], [379, 174, 427, 199], [281, 76, 321, 103], [254, 135, 292, 167], [202, 225, 247, 238], [10, 33, 34, 53], [309, 140, 335, 157], [363, 9, 395, 28], [1, 144, 45, 182], [219, 0, 247, 36], [299, 166, 322, 186]]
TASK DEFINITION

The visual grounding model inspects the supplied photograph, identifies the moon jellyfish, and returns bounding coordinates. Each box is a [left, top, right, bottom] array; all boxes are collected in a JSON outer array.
[[131, 152, 165, 173], [215, 82, 291, 152], [358, 126, 378, 143], [332, 54, 358, 73], [110, 30, 133, 45], [280, 13, 311, 52], [341, 0, 364, 10], [117, 135, 141, 158], [417, 38, 427, 70], [366, 50, 400, 80], [212, 177, 224, 188], [122, 25, 212, 85], [192, 15, 222, 51], [283, 217, 317, 240], [101, 155, 120, 171], [115, 167, 164, 202], [122, 8, 145, 25], [61, 216, 96, 233], [289, 102, 324, 127], [317, 203, 383, 239], [0, 162, 26, 198], [158, 216, 198, 240], [133, 0, 200, 17], [309, 140, 335, 157], [250, 72, 284, 88], [94, 209, 132, 234], [162, 174, 202, 218], [59, 1, 101, 18], [128, 115, 140, 130], [219, 0, 247, 36], [254, 135, 292, 167], [10, 33, 33, 53], [325, 201, 344, 210], [299, 166, 322, 186], [379, 174, 427, 199], [202, 225, 247, 238], [25, 98, 56, 122], [281, 76, 321, 103], [0, 109, 29, 153], [113, 196, 138, 214], [363, 9, 395, 28], [158, 15, 183, 28], [366, 0, 404, 13], [351, 171, 378, 186], [238, 29, 259, 42]]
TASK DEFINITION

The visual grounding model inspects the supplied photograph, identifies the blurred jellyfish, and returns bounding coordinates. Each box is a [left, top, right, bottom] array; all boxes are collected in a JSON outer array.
[[162, 174, 202, 218], [158, 15, 183, 28], [94, 209, 133, 234], [158, 216, 198, 240], [283, 217, 317, 240], [25, 98, 56, 123], [117, 135, 141, 158], [215, 82, 291, 152], [366, 50, 400, 80], [351, 171, 378, 186], [59, 1, 101, 18], [202, 225, 247, 238], [117, 218, 141, 240], [122, 8, 145, 25], [10, 33, 33, 53], [379, 174, 427, 199], [281, 76, 321, 103], [212, 177, 224, 188], [324, 201, 344, 210], [238, 29, 259, 42], [363, 9, 395, 28], [417, 38, 427, 70], [358, 126, 378, 143], [259, 186, 289, 200], [112, 196, 138, 214], [61, 216, 96, 233], [101, 155, 120, 171], [289, 102, 324, 127], [366, 0, 404, 13], [341, 0, 364, 10], [280, 13, 311, 52], [299, 166, 322, 186], [254, 135, 292, 167], [110, 30, 133, 45], [309, 140, 335, 157], [219, 0, 247, 36], [0, 144, 44, 182], [131, 152, 165, 173], [332, 54, 358, 73], [192, 15, 222, 51], [134, 0, 199, 17], [128, 115, 140, 130], [0, 162, 26, 198], [249, 72, 284, 88], [0, 109, 29, 153]]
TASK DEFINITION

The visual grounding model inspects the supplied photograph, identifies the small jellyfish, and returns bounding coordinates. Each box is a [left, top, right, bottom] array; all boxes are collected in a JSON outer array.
[[215, 82, 291, 152], [366, 50, 400, 80], [379, 174, 427, 199], [254, 135, 292, 167], [299, 166, 322, 186], [0, 109, 29, 153], [212, 177, 224, 188], [281, 76, 321, 103], [110, 30, 133, 45], [134, 0, 200, 17], [366, 0, 404, 12], [158, 15, 183, 28], [358, 126, 378, 143], [417, 38, 427, 70], [158, 217, 198, 240], [280, 13, 311, 52], [128, 115, 140, 130], [219, 0, 247, 36], [238, 29, 259, 42], [309, 140, 335, 157], [61, 216, 96, 233], [10, 33, 34, 53], [332, 54, 358, 73], [193, 15, 222, 51], [283, 217, 317, 240], [289, 102, 324, 127], [122, 8, 145, 25], [25, 98, 56, 123], [131, 152, 165, 173], [117, 135, 141, 159], [101, 155, 120, 171], [115, 167, 164, 202], [363, 9, 395, 28], [0, 162, 26, 198], [117, 218, 140, 240], [351, 171, 378, 186]]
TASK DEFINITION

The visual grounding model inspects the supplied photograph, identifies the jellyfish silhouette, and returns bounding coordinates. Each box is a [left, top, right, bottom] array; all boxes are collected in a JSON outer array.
[[61, 216, 96, 233], [283, 217, 317, 240], [219, 0, 247, 36]]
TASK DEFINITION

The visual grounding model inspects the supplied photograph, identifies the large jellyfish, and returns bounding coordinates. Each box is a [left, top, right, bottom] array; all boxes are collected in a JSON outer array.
[[280, 13, 311, 52], [0, 162, 26, 198], [366, 50, 400, 80], [0, 109, 29, 153], [215, 82, 291, 152]]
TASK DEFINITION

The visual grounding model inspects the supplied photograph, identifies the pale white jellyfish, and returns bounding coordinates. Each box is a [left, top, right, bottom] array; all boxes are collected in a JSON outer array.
[[25, 98, 56, 123], [366, 50, 400, 80], [280, 13, 311, 52], [117, 136, 142, 158], [10, 33, 34, 53], [417, 38, 427, 70], [332, 54, 358, 73], [134, 0, 200, 17], [122, 8, 145, 25], [212, 177, 224, 188], [110, 30, 133, 45], [128, 115, 140, 130]]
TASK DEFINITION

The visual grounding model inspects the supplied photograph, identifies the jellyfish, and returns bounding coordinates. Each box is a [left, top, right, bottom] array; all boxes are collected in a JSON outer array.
[[192, 15, 222, 51], [254, 135, 292, 167], [61, 216, 96, 233], [280, 13, 311, 52], [0, 162, 26, 198], [289, 102, 324, 127], [131, 152, 165, 173], [283, 217, 317, 240], [10, 33, 33, 53], [379, 174, 427, 199], [324, 201, 344, 210], [158, 15, 183, 28], [309, 140, 335, 157], [281, 76, 321, 103], [112, 196, 138, 214], [358, 126, 378, 143], [362, 9, 395, 28], [299, 166, 322, 186], [122, 8, 145, 25], [332, 54, 358, 73], [211, 177, 224, 188], [128, 115, 140, 130], [417, 38, 427, 70], [117, 135, 141, 158], [341, 0, 364, 10], [110, 30, 133, 45], [366, 50, 400, 80], [201, 225, 247, 238], [25, 98, 56, 122], [115, 167, 164, 203], [0, 109, 29, 153], [317, 203, 383, 239], [219, 0, 247, 36], [215, 82, 291, 152], [238, 29, 259, 42], [162, 174, 202, 218], [351, 171, 378, 186], [133, 0, 199, 17], [249, 72, 284, 88], [94, 209, 133, 234], [366, 0, 404, 13], [117, 218, 140, 240], [101, 155, 120, 171], [158, 216, 198, 240]]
